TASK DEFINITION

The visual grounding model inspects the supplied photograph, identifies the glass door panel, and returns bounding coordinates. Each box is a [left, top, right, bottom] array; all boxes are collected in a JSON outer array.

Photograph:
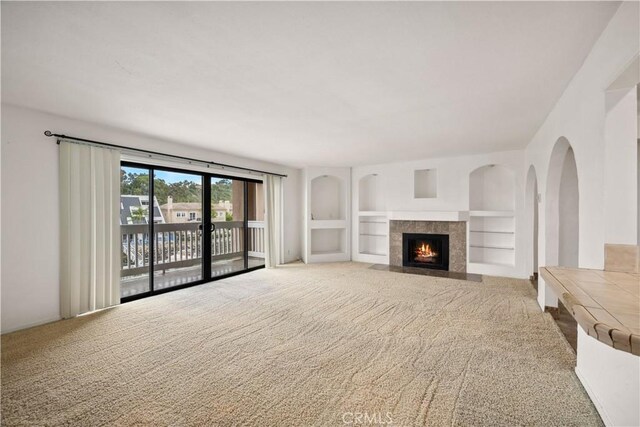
[[120, 165, 151, 298], [211, 177, 246, 277], [120, 162, 267, 302], [153, 170, 203, 290], [247, 181, 266, 268]]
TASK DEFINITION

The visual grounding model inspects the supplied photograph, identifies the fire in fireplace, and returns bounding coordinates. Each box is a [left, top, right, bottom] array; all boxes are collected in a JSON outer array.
[[402, 233, 449, 270]]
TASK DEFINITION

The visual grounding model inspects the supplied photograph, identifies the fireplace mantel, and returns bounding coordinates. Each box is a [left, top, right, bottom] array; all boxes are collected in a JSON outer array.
[[387, 211, 469, 222]]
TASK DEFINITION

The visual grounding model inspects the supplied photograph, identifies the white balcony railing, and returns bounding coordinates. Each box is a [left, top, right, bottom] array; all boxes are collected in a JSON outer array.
[[121, 220, 265, 277]]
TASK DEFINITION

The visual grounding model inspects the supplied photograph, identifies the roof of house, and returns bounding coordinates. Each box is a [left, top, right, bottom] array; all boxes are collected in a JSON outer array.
[[121, 195, 163, 225]]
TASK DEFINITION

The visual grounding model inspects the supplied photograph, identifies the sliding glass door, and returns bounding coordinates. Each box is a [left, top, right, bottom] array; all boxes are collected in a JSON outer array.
[[119, 162, 265, 301], [120, 166, 152, 298], [153, 169, 203, 290], [211, 177, 245, 277], [247, 181, 266, 269]]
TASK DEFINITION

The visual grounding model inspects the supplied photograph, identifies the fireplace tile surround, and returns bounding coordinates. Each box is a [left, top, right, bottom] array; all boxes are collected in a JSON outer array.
[[389, 220, 467, 272]]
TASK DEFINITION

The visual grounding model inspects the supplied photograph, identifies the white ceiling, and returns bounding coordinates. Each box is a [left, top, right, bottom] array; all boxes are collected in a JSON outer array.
[[2, 2, 619, 167]]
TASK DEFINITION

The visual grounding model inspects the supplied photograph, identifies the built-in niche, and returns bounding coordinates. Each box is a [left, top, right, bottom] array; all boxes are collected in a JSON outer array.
[[469, 165, 515, 211], [359, 174, 385, 212], [414, 169, 437, 199], [310, 175, 344, 220], [358, 215, 387, 257], [356, 173, 388, 261], [311, 228, 346, 255], [304, 167, 350, 263], [468, 164, 516, 266]]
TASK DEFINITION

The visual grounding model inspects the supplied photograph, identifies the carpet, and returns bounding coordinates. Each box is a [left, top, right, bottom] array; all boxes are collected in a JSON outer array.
[[1, 262, 601, 426]]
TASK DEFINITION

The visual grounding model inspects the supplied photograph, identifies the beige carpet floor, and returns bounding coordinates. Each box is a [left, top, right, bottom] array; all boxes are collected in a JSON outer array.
[[2, 262, 601, 426]]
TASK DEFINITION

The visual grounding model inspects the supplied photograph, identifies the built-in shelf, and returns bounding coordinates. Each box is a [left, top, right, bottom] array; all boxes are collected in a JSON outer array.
[[359, 251, 387, 256], [468, 165, 516, 268], [310, 250, 345, 256], [470, 245, 515, 250], [468, 261, 515, 268], [357, 213, 388, 259], [358, 211, 387, 217], [305, 167, 351, 263], [470, 230, 515, 234], [311, 228, 346, 257], [309, 219, 348, 229]]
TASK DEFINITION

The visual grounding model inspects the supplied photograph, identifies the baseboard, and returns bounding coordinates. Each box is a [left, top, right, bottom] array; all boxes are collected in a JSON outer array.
[[1, 315, 62, 335], [575, 367, 612, 427]]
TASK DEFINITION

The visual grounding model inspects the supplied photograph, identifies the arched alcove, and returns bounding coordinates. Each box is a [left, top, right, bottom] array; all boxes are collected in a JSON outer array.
[[310, 175, 343, 220], [545, 137, 579, 268], [359, 174, 385, 211], [525, 165, 539, 283], [469, 165, 516, 211]]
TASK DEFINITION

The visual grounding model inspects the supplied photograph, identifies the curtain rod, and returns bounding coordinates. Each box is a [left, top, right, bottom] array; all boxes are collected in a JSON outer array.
[[44, 130, 288, 178]]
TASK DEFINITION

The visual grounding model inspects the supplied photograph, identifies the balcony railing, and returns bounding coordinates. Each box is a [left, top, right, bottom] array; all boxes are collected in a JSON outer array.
[[121, 220, 265, 277]]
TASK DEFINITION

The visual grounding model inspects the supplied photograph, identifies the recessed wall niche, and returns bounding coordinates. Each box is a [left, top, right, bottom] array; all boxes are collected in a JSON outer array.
[[469, 165, 515, 211], [311, 229, 346, 255], [310, 175, 343, 220], [414, 169, 437, 199], [468, 164, 516, 267], [359, 174, 385, 211]]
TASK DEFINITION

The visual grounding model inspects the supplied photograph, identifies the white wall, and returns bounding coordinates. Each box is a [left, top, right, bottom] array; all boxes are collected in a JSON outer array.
[[524, 166, 539, 277], [525, 2, 639, 275], [575, 328, 640, 427], [351, 149, 526, 278], [354, 150, 523, 214], [604, 87, 638, 244], [1, 104, 302, 333], [523, 2, 639, 425]]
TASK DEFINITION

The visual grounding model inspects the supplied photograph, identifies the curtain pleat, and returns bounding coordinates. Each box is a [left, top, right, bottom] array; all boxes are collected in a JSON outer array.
[[264, 175, 282, 268], [60, 141, 121, 318]]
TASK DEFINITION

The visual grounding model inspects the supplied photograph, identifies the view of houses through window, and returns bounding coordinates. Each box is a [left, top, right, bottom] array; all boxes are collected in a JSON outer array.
[[120, 165, 265, 300]]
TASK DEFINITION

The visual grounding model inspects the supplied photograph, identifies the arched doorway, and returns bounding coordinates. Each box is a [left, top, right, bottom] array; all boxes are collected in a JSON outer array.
[[545, 137, 579, 269], [543, 138, 579, 349], [525, 165, 539, 289]]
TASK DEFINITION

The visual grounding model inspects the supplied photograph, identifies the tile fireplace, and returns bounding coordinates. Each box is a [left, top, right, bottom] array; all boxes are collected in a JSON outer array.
[[390, 220, 466, 272]]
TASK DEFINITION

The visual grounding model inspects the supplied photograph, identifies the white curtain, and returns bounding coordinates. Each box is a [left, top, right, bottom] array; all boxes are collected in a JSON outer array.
[[264, 174, 282, 268], [59, 141, 121, 318]]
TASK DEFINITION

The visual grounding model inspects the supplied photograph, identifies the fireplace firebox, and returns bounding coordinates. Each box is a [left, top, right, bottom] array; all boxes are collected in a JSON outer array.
[[402, 233, 449, 270]]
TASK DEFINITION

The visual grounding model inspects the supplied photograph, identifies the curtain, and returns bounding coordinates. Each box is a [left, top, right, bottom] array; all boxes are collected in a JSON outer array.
[[264, 174, 282, 268], [59, 141, 121, 318]]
